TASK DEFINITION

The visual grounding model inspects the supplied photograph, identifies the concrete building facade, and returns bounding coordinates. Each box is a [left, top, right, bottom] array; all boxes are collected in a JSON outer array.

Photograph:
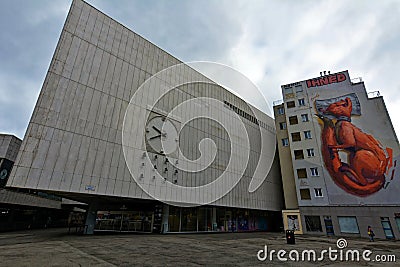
[[274, 71, 400, 239], [0, 135, 21, 188], [0, 134, 67, 231], [7, 0, 283, 234]]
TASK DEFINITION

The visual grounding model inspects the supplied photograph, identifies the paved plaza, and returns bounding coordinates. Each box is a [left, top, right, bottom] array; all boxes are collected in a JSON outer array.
[[0, 229, 399, 266]]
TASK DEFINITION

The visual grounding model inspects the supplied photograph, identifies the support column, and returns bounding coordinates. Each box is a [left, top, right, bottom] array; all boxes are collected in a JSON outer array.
[[84, 203, 97, 235], [162, 204, 169, 233], [212, 207, 217, 231]]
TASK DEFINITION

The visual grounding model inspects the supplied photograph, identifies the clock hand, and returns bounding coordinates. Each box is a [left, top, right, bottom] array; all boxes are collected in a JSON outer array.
[[149, 134, 161, 140], [152, 126, 162, 134]]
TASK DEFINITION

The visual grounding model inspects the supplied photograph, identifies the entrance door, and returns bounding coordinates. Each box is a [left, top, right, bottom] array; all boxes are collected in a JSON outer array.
[[324, 216, 334, 236], [381, 217, 395, 239]]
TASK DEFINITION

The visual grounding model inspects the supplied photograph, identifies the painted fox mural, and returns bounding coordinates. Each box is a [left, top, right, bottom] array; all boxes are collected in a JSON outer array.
[[316, 95, 393, 197]]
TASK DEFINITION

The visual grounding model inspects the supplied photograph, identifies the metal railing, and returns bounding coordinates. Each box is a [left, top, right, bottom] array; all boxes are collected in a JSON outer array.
[[351, 77, 363, 83], [273, 99, 284, 106], [367, 91, 381, 98]]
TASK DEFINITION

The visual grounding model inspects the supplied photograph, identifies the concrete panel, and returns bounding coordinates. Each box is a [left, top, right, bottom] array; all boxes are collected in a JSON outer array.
[[0, 189, 61, 209]]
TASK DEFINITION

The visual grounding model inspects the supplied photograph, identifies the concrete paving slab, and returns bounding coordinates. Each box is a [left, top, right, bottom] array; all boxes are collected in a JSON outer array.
[[0, 229, 398, 266]]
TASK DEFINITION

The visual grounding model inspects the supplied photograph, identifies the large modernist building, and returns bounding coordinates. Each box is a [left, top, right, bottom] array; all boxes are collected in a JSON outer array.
[[274, 71, 400, 239], [7, 0, 283, 234]]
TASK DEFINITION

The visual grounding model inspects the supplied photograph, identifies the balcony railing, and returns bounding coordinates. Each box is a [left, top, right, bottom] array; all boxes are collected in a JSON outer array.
[[273, 99, 284, 106], [351, 77, 363, 83], [367, 91, 381, 98]]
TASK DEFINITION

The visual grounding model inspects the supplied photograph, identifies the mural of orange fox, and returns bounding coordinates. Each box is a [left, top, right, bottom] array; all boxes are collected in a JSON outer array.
[[317, 97, 393, 196]]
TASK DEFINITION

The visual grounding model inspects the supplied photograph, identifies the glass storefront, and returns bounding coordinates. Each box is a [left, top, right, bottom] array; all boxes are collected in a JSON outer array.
[[168, 206, 278, 232], [168, 206, 180, 232], [198, 207, 212, 231], [94, 205, 280, 233], [96, 211, 153, 232], [182, 207, 197, 232]]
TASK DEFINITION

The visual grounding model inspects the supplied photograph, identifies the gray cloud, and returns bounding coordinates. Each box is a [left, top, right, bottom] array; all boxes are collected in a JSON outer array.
[[0, 0, 69, 138], [91, 0, 243, 61]]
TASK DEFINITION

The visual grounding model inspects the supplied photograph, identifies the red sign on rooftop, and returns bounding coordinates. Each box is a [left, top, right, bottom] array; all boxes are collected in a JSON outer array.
[[306, 72, 346, 88]]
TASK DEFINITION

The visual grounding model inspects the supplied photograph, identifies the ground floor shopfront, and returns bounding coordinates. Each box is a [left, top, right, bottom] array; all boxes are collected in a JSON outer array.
[[0, 189, 74, 232], [0, 205, 69, 231], [282, 206, 400, 240], [165, 205, 281, 233], [91, 201, 282, 234], [95, 210, 154, 232]]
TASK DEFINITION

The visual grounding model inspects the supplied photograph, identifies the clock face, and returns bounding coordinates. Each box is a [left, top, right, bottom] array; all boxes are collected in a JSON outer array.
[[145, 116, 178, 155]]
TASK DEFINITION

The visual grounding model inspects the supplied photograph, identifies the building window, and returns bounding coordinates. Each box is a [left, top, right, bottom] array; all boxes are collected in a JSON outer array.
[[380, 217, 395, 239], [300, 189, 311, 200], [282, 138, 289, 147], [306, 148, 315, 157], [287, 101, 295, 108], [338, 216, 360, 234], [294, 150, 304, 160], [310, 167, 319, 176], [314, 188, 323, 197], [304, 131, 312, 139], [297, 168, 307, 179], [277, 107, 285, 115], [301, 114, 309, 122], [289, 116, 298, 125], [295, 85, 303, 92], [279, 122, 287, 130], [298, 98, 305, 106], [305, 216, 322, 232], [395, 217, 400, 232], [284, 87, 293, 95], [291, 132, 301, 142]]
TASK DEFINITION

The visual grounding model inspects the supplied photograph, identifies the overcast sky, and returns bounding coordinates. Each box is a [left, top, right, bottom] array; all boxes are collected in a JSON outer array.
[[1, 0, 400, 139]]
